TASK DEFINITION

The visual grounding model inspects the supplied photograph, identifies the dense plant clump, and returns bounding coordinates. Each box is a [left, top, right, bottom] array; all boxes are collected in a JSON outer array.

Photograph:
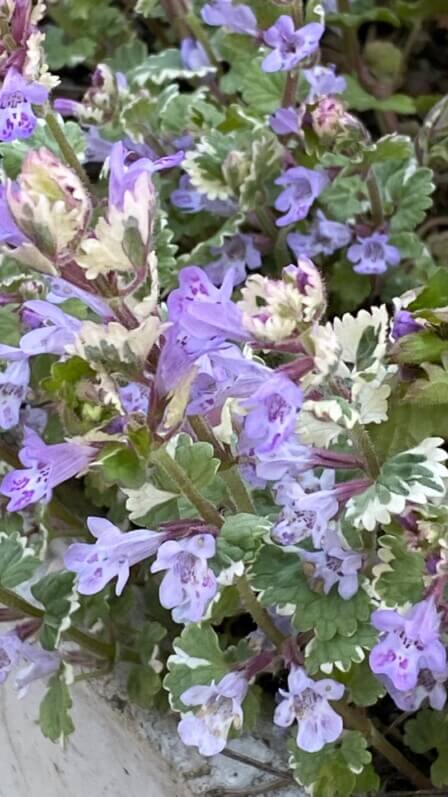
[[1, 0, 448, 793]]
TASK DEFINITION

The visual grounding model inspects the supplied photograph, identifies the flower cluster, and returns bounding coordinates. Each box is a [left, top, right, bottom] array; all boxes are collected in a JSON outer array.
[[0, 0, 446, 793]]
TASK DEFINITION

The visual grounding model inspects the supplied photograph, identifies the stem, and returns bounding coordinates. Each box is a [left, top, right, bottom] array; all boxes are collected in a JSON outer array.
[[350, 424, 381, 480], [221, 467, 255, 514], [45, 112, 91, 189], [291, 0, 304, 27], [282, 71, 299, 108], [189, 414, 232, 465], [366, 168, 385, 228], [152, 448, 224, 528], [185, 12, 219, 67], [236, 574, 286, 649], [338, 703, 432, 791], [0, 585, 115, 660], [255, 200, 278, 239], [337, 0, 364, 79]]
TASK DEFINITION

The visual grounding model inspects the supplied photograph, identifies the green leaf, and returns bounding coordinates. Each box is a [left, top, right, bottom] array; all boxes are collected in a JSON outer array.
[[405, 709, 448, 787], [135, 620, 167, 660], [44, 26, 96, 69], [216, 513, 271, 565], [393, 0, 448, 20], [127, 665, 161, 708], [251, 546, 371, 640], [106, 40, 148, 73], [0, 305, 21, 346], [394, 331, 448, 365], [99, 444, 145, 488], [174, 434, 220, 489], [410, 268, 448, 311], [374, 532, 425, 605], [320, 176, 366, 221], [39, 669, 75, 744], [241, 59, 285, 114], [0, 119, 85, 179], [340, 660, 386, 706], [288, 731, 378, 797], [328, 7, 400, 27], [240, 133, 282, 211], [364, 134, 414, 164], [305, 624, 377, 673], [329, 260, 371, 314], [343, 75, 416, 114], [0, 534, 39, 588], [385, 165, 435, 232], [31, 572, 79, 650], [131, 48, 215, 86], [164, 624, 229, 710]]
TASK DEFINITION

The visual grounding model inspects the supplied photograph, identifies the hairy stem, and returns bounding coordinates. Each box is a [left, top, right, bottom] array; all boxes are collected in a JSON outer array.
[[152, 448, 224, 528], [366, 168, 385, 228], [221, 467, 255, 514], [236, 574, 285, 649], [350, 424, 381, 479], [45, 112, 91, 189], [189, 414, 233, 465], [281, 70, 299, 108]]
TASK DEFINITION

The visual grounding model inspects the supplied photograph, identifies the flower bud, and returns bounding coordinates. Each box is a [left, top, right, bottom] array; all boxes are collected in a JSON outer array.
[[364, 41, 402, 85], [6, 147, 91, 260], [54, 64, 128, 125]]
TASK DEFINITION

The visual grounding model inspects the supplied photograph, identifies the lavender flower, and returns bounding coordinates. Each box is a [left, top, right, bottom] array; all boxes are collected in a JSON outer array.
[[201, 0, 258, 37], [262, 18, 324, 73], [16, 642, 60, 697], [391, 309, 423, 340], [0, 359, 30, 430], [299, 529, 363, 599], [19, 300, 82, 356], [241, 374, 303, 455], [273, 474, 338, 546], [369, 598, 447, 692], [269, 106, 303, 136], [178, 671, 249, 755], [171, 175, 237, 216], [381, 668, 448, 712], [46, 277, 114, 321], [0, 427, 96, 511], [151, 534, 218, 623], [119, 382, 150, 416], [65, 517, 165, 596], [0, 68, 48, 142], [348, 233, 401, 275], [274, 666, 344, 752], [0, 631, 23, 684], [167, 266, 248, 342], [108, 141, 183, 209], [303, 65, 346, 102], [288, 210, 351, 258], [180, 38, 211, 70], [274, 166, 329, 227], [205, 234, 261, 286], [0, 184, 27, 247]]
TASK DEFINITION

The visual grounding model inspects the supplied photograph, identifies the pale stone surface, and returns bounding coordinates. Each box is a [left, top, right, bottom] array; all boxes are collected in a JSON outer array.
[[0, 674, 303, 797]]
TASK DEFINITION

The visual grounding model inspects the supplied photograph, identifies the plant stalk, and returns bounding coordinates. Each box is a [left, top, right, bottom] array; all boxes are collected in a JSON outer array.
[[45, 112, 91, 189], [152, 448, 224, 528]]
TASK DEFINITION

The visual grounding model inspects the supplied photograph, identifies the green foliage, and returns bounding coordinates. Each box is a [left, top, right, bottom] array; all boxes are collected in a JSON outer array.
[[127, 665, 161, 709], [39, 669, 75, 745], [0, 306, 21, 346], [0, 534, 39, 589], [288, 731, 379, 797], [32, 572, 79, 650], [173, 435, 220, 490], [0, 120, 85, 179], [405, 710, 448, 787], [165, 624, 229, 710], [374, 531, 425, 605], [216, 513, 270, 564], [340, 660, 386, 706]]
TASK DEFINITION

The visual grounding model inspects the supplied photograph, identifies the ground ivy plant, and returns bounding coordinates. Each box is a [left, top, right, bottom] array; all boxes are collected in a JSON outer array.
[[0, 0, 448, 793]]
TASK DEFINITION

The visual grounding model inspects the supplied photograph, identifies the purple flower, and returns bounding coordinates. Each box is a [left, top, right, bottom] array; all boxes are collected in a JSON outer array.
[[274, 666, 344, 752], [369, 598, 447, 692], [201, 0, 258, 36], [0, 184, 27, 246], [303, 65, 346, 102], [119, 382, 150, 416], [347, 233, 401, 275], [180, 38, 211, 70], [178, 671, 249, 756], [0, 358, 30, 430], [262, 18, 324, 73], [171, 175, 237, 216], [167, 266, 248, 342], [64, 517, 165, 596], [274, 166, 329, 227], [205, 234, 261, 286], [254, 436, 316, 483], [381, 668, 447, 712], [269, 106, 303, 135], [287, 210, 351, 257], [391, 309, 423, 340], [188, 343, 268, 415], [15, 642, 60, 697], [241, 374, 303, 455], [0, 427, 96, 511], [273, 473, 338, 546], [0, 68, 48, 142], [46, 277, 114, 321], [151, 533, 218, 623], [299, 529, 363, 599], [0, 631, 23, 684], [108, 141, 183, 209], [19, 300, 82, 356]]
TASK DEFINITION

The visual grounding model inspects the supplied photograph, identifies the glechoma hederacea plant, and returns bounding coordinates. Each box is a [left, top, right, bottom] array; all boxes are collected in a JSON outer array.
[[2, 0, 448, 792]]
